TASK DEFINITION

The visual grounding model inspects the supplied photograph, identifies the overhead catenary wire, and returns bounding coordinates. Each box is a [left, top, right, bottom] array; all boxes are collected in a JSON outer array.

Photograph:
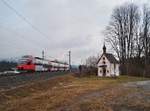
[[0, 0, 55, 59], [1, 0, 50, 42], [0, 24, 43, 51], [0, 0, 68, 62], [0, 24, 59, 61]]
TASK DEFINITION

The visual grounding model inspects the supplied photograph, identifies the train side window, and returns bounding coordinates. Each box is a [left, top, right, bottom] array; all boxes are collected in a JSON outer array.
[[27, 61, 31, 65]]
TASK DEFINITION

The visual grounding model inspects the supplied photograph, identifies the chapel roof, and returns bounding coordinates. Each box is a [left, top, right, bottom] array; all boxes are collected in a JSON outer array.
[[104, 53, 119, 63], [97, 44, 119, 64], [97, 53, 119, 64]]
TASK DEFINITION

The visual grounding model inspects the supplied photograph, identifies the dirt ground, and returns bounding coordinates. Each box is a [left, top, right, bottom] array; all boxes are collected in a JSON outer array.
[[0, 74, 149, 111], [0, 72, 67, 91]]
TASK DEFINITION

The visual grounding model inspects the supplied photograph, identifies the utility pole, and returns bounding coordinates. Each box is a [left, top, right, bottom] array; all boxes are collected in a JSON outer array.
[[69, 51, 71, 72], [42, 50, 45, 71], [42, 50, 44, 60]]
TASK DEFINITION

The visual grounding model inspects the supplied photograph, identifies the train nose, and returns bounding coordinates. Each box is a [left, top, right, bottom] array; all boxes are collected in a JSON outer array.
[[18, 66, 24, 70]]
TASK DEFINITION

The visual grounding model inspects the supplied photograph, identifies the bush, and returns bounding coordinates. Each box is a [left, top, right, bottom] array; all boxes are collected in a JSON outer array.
[[0, 60, 17, 72], [75, 65, 97, 77]]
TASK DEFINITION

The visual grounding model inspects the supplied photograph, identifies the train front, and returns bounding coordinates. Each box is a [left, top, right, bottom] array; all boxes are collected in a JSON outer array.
[[17, 55, 35, 72]]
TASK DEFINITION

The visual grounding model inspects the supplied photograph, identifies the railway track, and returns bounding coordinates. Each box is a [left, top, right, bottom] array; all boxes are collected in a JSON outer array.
[[0, 71, 68, 91]]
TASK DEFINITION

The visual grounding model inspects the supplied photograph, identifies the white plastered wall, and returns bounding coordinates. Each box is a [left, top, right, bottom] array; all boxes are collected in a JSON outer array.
[[97, 54, 120, 77], [97, 54, 111, 77]]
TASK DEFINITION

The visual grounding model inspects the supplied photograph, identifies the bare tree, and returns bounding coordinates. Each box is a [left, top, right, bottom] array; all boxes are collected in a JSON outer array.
[[141, 5, 150, 76], [105, 3, 140, 74], [134, 29, 144, 59], [85, 56, 98, 68]]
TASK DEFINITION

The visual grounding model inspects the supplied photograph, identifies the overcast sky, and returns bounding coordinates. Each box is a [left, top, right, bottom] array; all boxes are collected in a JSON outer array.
[[0, 0, 149, 64]]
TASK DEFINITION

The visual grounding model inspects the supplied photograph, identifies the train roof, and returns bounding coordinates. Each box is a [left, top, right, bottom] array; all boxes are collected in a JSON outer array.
[[22, 55, 33, 58], [21, 55, 68, 65], [50, 60, 68, 65], [34, 57, 68, 65]]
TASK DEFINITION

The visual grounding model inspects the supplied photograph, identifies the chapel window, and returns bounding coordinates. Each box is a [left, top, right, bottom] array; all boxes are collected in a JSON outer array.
[[100, 70, 102, 73]]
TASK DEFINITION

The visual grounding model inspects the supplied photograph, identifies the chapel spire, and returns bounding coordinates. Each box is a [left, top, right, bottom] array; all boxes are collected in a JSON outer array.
[[103, 43, 106, 54]]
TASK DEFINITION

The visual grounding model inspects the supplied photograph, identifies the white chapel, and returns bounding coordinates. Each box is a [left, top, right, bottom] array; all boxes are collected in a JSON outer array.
[[97, 45, 120, 77]]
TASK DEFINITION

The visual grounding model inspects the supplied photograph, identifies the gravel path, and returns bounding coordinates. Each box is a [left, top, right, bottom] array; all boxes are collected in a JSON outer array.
[[112, 80, 150, 111], [124, 80, 150, 91], [60, 80, 150, 111]]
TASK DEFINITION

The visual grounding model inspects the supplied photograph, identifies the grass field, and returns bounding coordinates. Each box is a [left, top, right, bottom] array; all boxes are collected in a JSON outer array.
[[0, 74, 149, 111]]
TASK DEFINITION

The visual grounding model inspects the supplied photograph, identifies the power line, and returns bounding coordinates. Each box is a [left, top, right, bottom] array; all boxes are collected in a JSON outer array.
[[1, 0, 50, 41], [0, 24, 58, 60], [1, 0, 67, 61], [0, 24, 42, 51]]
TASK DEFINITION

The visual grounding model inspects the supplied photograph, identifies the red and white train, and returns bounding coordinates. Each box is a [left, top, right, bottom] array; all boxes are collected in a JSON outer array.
[[17, 55, 69, 72]]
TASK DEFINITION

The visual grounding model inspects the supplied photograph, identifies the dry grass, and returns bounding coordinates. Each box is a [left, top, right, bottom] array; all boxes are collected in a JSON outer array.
[[0, 74, 149, 111]]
